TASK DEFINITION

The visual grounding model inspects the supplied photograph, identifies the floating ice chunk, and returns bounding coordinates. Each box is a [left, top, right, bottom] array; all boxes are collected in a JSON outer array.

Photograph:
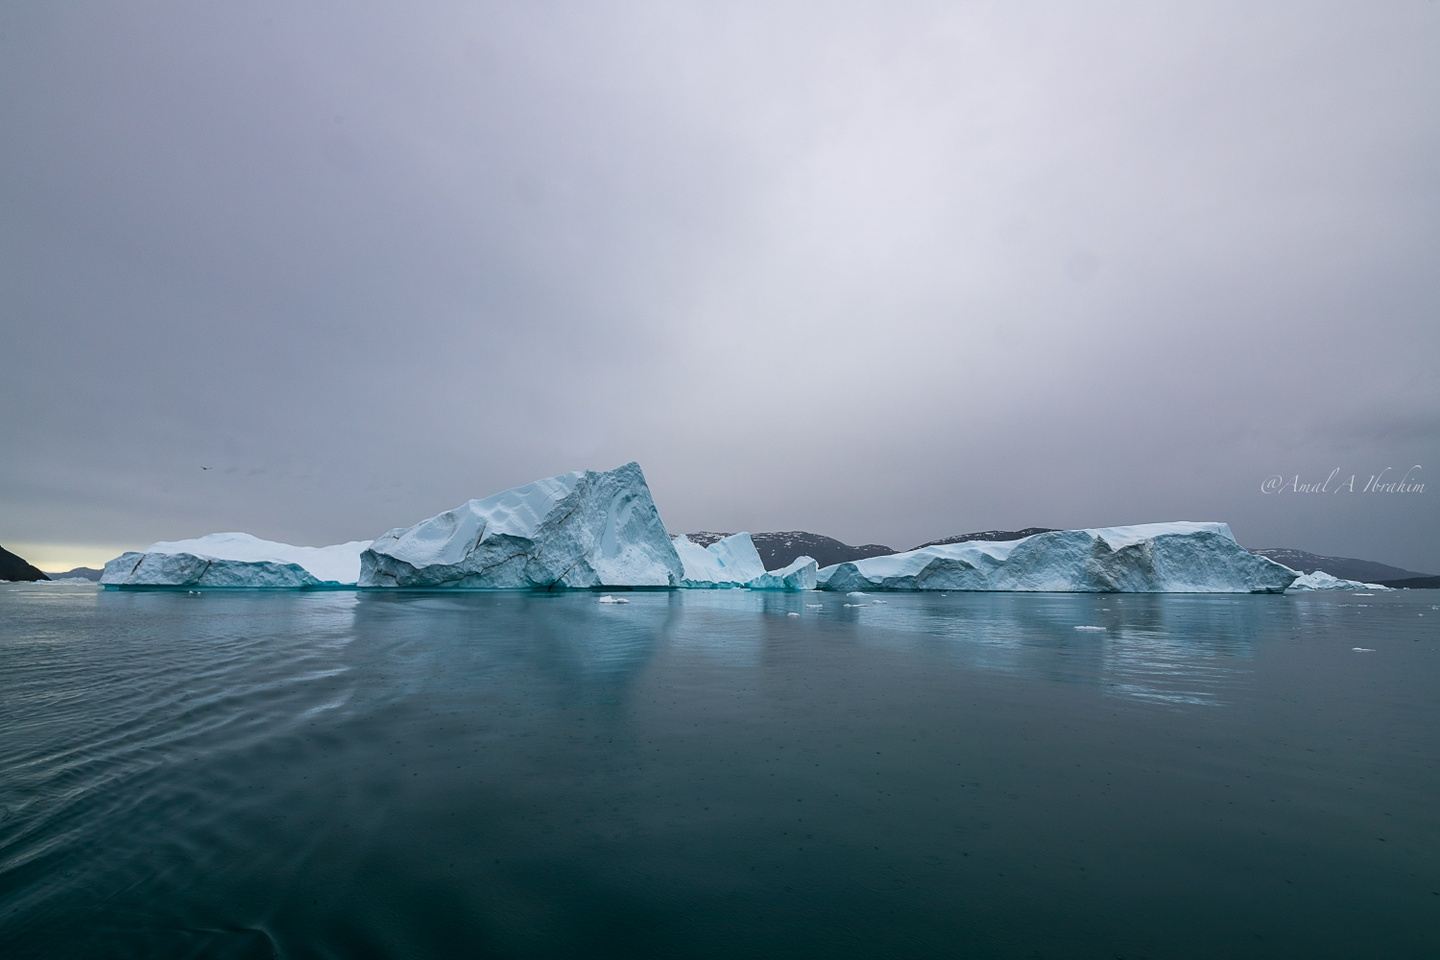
[[818, 522, 1297, 593], [1287, 570, 1390, 592], [786, 611, 800, 617], [673, 532, 766, 588], [1074, 625, 1108, 632], [748, 556, 819, 591], [598, 595, 629, 604], [1352, 647, 1375, 653]]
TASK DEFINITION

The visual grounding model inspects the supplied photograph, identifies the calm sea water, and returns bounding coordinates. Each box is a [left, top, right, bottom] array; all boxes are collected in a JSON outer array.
[[1, 584, 1436, 958]]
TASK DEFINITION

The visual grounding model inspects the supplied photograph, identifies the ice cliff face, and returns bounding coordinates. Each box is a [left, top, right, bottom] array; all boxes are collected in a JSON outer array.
[[748, 556, 819, 591], [674, 534, 817, 590], [1285, 570, 1390, 591], [359, 462, 683, 588], [100, 533, 370, 588], [817, 522, 1297, 593], [673, 533, 766, 588]]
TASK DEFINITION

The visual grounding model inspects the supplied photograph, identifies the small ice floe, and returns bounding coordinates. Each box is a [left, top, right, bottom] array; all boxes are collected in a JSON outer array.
[[186, 590, 202, 596], [805, 603, 823, 609], [846, 591, 868, 600], [870, 599, 887, 605], [597, 595, 629, 604], [786, 612, 800, 617], [1352, 592, 1375, 597], [1073, 625, 1108, 633], [842, 603, 867, 608], [1352, 647, 1376, 653]]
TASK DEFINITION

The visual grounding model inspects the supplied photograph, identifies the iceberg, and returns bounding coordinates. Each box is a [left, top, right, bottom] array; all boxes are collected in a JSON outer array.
[[748, 556, 819, 591], [674, 533, 817, 590], [1286, 570, 1390, 592], [100, 533, 370, 588], [817, 522, 1297, 593], [359, 462, 682, 589], [673, 533, 766, 588]]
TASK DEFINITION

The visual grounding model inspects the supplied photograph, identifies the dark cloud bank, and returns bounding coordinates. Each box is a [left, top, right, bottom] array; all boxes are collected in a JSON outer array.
[[3, 2, 1437, 570]]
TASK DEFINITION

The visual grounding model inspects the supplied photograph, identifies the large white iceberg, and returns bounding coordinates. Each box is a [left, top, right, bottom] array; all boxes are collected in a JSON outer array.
[[359, 462, 683, 589], [673, 533, 766, 588], [100, 533, 370, 588], [748, 556, 819, 591], [1286, 570, 1390, 591], [817, 522, 1297, 593]]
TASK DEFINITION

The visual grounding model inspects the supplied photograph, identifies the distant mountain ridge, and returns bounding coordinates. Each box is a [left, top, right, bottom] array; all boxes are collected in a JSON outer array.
[[1248, 548, 1431, 584], [1378, 576, 1440, 589], [0, 545, 49, 582], [685, 531, 894, 570], [913, 528, 1058, 550], [43, 566, 103, 582]]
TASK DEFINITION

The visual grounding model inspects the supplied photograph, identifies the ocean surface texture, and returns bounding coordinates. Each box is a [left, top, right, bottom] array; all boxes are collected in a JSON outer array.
[[1, 584, 1435, 958]]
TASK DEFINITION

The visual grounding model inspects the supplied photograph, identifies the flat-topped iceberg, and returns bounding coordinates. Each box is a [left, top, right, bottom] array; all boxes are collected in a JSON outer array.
[[817, 522, 1297, 593], [748, 556, 819, 591], [359, 462, 683, 589], [100, 533, 370, 588], [1286, 570, 1390, 592], [673, 533, 766, 588]]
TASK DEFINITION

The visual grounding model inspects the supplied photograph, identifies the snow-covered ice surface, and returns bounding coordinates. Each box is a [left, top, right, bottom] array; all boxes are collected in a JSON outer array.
[[748, 556, 819, 591], [360, 462, 683, 589], [1286, 570, 1391, 592], [673, 533, 766, 588], [100, 533, 371, 588], [817, 522, 1297, 593]]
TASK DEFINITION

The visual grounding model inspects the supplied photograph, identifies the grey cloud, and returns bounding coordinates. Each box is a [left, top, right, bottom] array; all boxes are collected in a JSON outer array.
[[2, 2, 1437, 571]]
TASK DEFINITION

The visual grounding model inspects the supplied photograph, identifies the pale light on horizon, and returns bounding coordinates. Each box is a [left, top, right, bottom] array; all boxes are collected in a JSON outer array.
[[6, 542, 130, 573]]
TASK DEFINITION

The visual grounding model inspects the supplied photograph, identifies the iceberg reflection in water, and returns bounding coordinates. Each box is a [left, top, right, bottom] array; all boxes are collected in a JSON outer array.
[[0, 584, 1435, 959]]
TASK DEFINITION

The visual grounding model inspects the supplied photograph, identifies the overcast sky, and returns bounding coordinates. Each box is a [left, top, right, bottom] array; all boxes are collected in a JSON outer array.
[[3, 1, 1438, 572]]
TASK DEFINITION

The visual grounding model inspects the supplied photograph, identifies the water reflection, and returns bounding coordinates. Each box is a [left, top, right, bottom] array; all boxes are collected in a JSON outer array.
[[775, 592, 1299, 706], [347, 590, 678, 703], [4, 584, 1438, 958]]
